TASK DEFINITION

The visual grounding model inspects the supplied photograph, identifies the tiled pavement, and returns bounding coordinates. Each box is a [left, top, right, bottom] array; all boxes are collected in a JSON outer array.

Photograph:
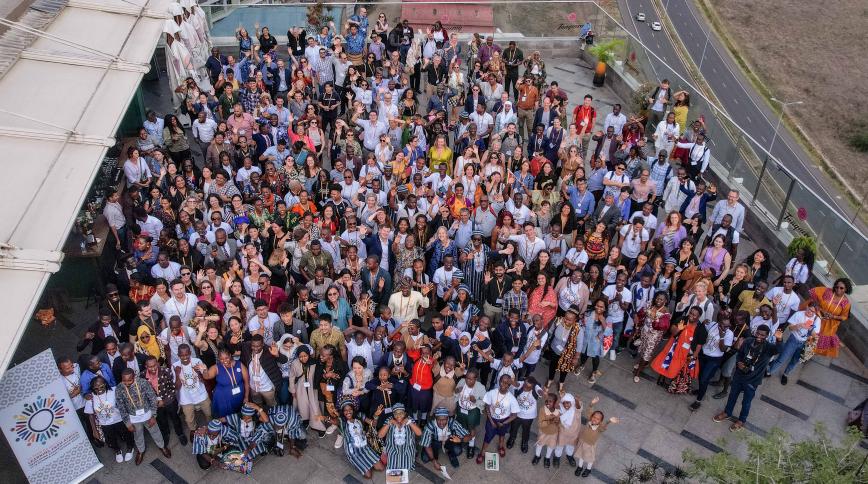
[[2, 57, 865, 484]]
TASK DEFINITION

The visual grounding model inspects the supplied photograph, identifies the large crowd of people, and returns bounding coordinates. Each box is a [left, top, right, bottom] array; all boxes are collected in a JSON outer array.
[[59, 5, 855, 479]]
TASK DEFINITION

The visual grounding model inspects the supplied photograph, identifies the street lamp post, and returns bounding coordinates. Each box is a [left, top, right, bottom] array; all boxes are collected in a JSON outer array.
[[698, 32, 709, 72], [768, 97, 803, 155]]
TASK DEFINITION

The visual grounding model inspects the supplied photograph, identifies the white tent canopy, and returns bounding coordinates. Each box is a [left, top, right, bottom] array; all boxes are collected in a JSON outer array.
[[0, 0, 171, 377]]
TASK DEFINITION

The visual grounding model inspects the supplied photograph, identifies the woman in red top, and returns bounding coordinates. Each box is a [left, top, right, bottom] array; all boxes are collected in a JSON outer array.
[[528, 273, 558, 328], [408, 345, 435, 423]]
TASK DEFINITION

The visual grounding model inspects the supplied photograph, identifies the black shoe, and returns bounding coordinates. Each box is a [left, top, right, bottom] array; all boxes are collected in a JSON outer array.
[[467, 446, 476, 459], [575, 467, 583, 476], [566, 455, 576, 467], [690, 401, 701, 411], [521, 444, 529, 454], [543, 457, 551, 468], [581, 468, 592, 477], [531, 455, 541, 466], [449, 455, 460, 468], [317, 430, 326, 438], [506, 439, 515, 449], [553, 456, 560, 468], [295, 439, 308, 450], [177, 433, 188, 446], [781, 374, 788, 385], [713, 389, 729, 400]]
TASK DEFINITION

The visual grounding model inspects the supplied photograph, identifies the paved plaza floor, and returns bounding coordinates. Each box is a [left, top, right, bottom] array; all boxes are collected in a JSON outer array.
[[1, 56, 864, 484]]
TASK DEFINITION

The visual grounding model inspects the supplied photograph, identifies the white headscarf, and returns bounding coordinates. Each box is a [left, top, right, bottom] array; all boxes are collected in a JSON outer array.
[[559, 393, 576, 427], [458, 332, 472, 354]]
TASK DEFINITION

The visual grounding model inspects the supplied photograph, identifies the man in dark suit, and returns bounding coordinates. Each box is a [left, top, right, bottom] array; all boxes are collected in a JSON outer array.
[[532, 96, 559, 130], [526, 123, 549, 157], [464, 84, 486, 115], [240, 334, 287, 407], [592, 191, 622, 237], [362, 225, 396, 273], [592, 125, 620, 161], [112, 343, 149, 383], [361, 255, 392, 307]]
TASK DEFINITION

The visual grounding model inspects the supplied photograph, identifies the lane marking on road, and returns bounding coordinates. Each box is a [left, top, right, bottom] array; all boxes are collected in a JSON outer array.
[[732, 97, 738, 104], [669, 0, 842, 209], [745, 115, 752, 124]]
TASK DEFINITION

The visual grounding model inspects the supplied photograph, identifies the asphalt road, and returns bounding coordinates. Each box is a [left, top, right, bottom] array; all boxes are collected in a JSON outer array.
[[615, 0, 867, 281]]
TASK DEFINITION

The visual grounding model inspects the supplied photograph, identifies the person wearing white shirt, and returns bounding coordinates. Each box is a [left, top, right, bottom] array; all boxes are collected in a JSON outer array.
[[159, 315, 198, 364], [388, 283, 431, 324], [767, 302, 822, 384], [124, 150, 153, 187], [433, 258, 458, 299], [602, 273, 632, 359], [766, 276, 801, 328], [504, 193, 532, 224], [235, 158, 262, 184], [135, 211, 164, 239], [479, 375, 521, 457], [192, 111, 218, 146], [630, 205, 658, 238], [782, 255, 810, 285], [494, 101, 518, 134], [151, 255, 182, 280], [691, 318, 734, 410], [424, 170, 452, 195], [675, 133, 711, 177], [618, 219, 649, 262], [469, 104, 494, 138], [563, 244, 589, 274], [603, 104, 627, 136], [173, 346, 211, 432], [162, 281, 199, 325], [662, 167, 694, 214], [508, 223, 547, 263]]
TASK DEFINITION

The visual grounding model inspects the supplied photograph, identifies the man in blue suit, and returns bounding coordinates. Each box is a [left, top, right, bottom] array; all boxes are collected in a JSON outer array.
[[360, 254, 392, 307], [362, 225, 396, 273]]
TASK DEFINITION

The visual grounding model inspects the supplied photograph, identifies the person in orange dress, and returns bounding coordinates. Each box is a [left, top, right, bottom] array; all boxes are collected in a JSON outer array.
[[651, 306, 702, 392], [808, 277, 852, 358]]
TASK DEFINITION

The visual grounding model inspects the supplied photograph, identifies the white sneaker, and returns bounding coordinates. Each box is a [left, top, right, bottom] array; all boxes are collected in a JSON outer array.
[[115, 453, 123, 463], [440, 465, 452, 480], [609, 350, 617, 361], [334, 434, 343, 449], [325, 424, 337, 435], [124, 451, 133, 462]]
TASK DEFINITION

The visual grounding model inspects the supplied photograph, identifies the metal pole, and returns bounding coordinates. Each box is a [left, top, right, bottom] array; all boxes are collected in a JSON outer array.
[[698, 33, 709, 72], [752, 154, 770, 207], [768, 109, 784, 155], [776, 178, 796, 230]]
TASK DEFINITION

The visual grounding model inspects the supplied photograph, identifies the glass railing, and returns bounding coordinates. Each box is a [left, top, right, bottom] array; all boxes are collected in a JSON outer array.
[[195, 1, 867, 284]]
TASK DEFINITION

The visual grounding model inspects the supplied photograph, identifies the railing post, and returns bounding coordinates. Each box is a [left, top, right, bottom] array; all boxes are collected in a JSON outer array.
[[776, 178, 795, 230], [752, 154, 769, 207]]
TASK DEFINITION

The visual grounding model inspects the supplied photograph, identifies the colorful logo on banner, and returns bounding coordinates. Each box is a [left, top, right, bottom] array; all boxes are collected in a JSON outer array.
[[9, 394, 68, 446]]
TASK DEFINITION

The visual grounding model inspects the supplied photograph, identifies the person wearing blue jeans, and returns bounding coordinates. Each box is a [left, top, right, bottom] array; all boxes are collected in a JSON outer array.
[[690, 319, 734, 411], [766, 304, 822, 385], [713, 325, 778, 432]]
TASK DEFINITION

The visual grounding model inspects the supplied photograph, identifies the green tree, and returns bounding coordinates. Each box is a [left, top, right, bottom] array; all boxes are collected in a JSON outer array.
[[683, 425, 868, 483]]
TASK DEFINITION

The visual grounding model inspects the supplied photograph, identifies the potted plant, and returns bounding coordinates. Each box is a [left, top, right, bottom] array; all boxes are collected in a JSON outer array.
[[588, 38, 625, 86], [787, 235, 817, 258]]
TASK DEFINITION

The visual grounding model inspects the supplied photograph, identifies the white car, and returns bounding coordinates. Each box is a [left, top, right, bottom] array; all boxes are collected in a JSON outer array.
[[651, 21, 662, 31], [636, 12, 646, 21]]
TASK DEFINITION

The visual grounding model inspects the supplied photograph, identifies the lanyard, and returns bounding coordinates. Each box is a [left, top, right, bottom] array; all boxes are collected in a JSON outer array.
[[123, 380, 143, 407], [224, 363, 238, 387]]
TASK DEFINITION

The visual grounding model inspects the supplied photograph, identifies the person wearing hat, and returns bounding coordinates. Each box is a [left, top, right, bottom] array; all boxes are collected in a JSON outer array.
[[267, 404, 304, 457], [223, 402, 275, 463], [421, 406, 471, 473], [378, 402, 423, 471], [77, 306, 123, 356], [338, 395, 386, 478], [192, 419, 231, 470]]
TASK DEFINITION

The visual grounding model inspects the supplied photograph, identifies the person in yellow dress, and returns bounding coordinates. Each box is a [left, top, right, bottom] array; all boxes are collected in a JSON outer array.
[[428, 135, 454, 176]]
